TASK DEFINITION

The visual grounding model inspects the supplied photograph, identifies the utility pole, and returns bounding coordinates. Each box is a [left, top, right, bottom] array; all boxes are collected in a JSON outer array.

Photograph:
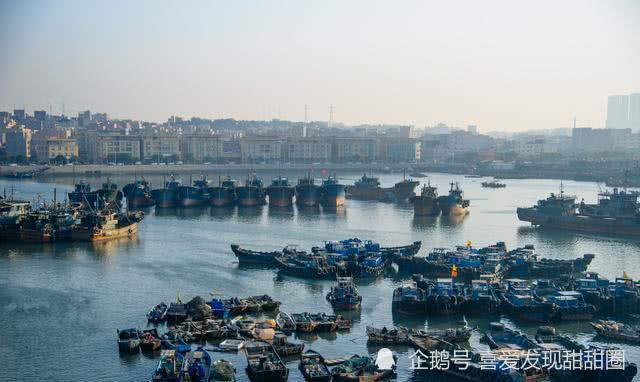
[[304, 104, 308, 123]]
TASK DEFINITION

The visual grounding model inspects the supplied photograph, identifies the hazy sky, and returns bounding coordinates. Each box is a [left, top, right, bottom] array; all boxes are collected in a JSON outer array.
[[1, 0, 638, 131]]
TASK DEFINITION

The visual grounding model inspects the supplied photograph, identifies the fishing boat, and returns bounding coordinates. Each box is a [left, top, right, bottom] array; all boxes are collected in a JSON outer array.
[[153, 350, 184, 382], [98, 178, 124, 206], [267, 176, 295, 207], [0, 200, 30, 225], [274, 251, 336, 279], [148, 302, 169, 323], [117, 328, 140, 353], [497, 279, 556, 322], [481, 181, 506, 188], [271, 332, 304, 356], [177, 177, 211, 207], [244, 340, 289, 382], [140, 328, 162, 352], [462, 279, 501, 315], [536, 326, 638, 382], [275, 312, 296, 333], [307, 313, 338, 332], [70, 210, 142, 242], [319, 176, 346, 207], [481, 322, 539, 350], [230, 244, 280, 265], [366, 326, 412, 345], [219, 339, 245, 352], [548, 290, 596, 321], [299, 350, 331, 382], [166, 302, 188, 322], [211, 359, 236, 382], [68, 181, 100, 207], [209, 176, 238, 207], [295, 174, 320, 207], [330, 355, 394, 382], [592, 320, 640, 343], [410, 181, 439, 216], [161, 338, 192, 354], [151, 176, 182, 208], [291, 313, 318, 333], [123, 178, 155, 208], [418, 326, 474, 343], [326, 276, 362, 310], [236, 174, 266, 207], [421, 278, 466, 316], [392, 174, 419, 201], [353, 253, 388, 278], [179, 348, 211, 382], [247, 295, 281, 311], [436, 182, 470, 216], [392, 281, 427, 315], [346, 173, 392, 201]]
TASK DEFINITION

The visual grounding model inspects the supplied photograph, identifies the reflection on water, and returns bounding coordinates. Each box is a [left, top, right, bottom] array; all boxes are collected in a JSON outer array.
[[4, 174, 640, 381]]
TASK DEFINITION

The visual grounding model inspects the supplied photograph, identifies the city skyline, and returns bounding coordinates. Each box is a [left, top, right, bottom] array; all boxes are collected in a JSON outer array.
[[1, 0, 639, 132]]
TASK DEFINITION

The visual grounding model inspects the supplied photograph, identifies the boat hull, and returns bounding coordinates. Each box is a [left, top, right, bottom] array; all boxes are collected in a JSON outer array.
[[517, 207, 640, 236], [236, 187, 265, 207], [209, 188, 236, 207], [267, 187, 295, 207], [319, 184, 346, 207], [71, 223, 138, 242], [127, 194, 155, 208], [177, 186, 210, 207], [151, 189, 179, 208], [411, 196, 439, 216], [393, 180, 419, 200], [295, 185, 320, 206]]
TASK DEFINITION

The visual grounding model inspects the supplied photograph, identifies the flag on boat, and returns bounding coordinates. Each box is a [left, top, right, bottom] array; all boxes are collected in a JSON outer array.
[[451, 264, 458, 278]]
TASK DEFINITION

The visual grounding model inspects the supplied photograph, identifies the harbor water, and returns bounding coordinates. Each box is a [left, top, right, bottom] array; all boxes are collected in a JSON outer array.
[[2, 171, 640, 381]]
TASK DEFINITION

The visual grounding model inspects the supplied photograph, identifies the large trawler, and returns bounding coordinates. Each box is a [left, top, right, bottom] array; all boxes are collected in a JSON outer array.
[[517, 185, 640, 236], [209, 176, 237, 207], [236, 173, 266, 207], [437, 182, 470, 216], [319, 176, 346, 207], [410, 181, 439, 216], [267, 176, 295, 207], [295, 173, 320, 207], [150, 176, 182, 208], [177, 176, 211, 207]]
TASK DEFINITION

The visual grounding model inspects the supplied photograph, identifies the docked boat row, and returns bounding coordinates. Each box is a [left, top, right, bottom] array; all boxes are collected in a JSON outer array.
[[231, 238, 422, 279], [0, 197, 143, 243], [140, 173, 347, 208], [410, 322, 637, 382], [400, 241, 595, 282], [345, 173, 419, 202]]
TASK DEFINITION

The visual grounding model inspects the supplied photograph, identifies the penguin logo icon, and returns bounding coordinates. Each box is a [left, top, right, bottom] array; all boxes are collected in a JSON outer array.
[[375, 348, 396, 370]]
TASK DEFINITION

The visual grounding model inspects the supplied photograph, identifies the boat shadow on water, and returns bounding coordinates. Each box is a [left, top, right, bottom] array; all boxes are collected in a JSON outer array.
[[209, 206, 236, 221], [411, 216, 438, 231], [153, 206, 208, 220], [517, 224, 640, 243]]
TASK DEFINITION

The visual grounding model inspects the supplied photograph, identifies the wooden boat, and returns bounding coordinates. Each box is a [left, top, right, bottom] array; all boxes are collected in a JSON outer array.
[[307, 313, 337, 332], [481, 181, 506, 188], [166, 302, 188, 322], [591, 320, 640, 343], [366, 326, 411, 345], [248, 295, 281, 311], [275, 312, 296, 333], [326, 276, 362, 310], [140, 328, 162, 352], [71, 211, 142, 242], [179, 348, 211, 382], [330, 355, 394, 382], [219, 339, 245, 351], [117, 328, 140, 353], [153, 350, 184, 382], [291, 313, 318, 332], [481, 322, 539, 350], [274, 251, 337, 279], [148, 302, 169, 323], [230, 244, 280, 265], [271, 332, 304, 356], [418, 326, 474, 343], [244, 340, 289, 382], [211, 359, 236, 382], [161, 338, 192, 354], [299, 350, 331, 382]]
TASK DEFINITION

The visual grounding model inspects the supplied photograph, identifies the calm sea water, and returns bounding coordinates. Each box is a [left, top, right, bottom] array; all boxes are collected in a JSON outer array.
[[2, 171, 640, 382]]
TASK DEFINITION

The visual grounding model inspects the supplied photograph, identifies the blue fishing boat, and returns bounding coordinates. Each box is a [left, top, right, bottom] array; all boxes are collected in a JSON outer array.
[[178, 348, 211, 382], [244, 340, 289, 382], [326, 276, 362, 310], [147, 302, 168, 323], [267, 176, 295, 207], [230, 244, 280, 265], [153, 349, 184, 382], [295, 174, 320, 207], [274, 250, 336, 279], [161, 338, 191, 354], [421, 277, 466, 316], [549, 290, 596, 321], [210, 176, 237, 207], [123, 178, 155, 207], [151, 176, 182, 208], [236, 174, 266, 207], [352, 253, 388, 278], [177, 177, 211, 207], [498, 279, 556, 322], [392, 280, 427, 315], [319, 176, 346, 207], [481, 322, 539, 350], [462, 279, 501, 315]]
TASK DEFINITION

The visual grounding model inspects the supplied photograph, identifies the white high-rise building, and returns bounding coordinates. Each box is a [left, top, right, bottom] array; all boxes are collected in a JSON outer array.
[[629, 93, 640, 131], [606, 95, 629, 129]]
